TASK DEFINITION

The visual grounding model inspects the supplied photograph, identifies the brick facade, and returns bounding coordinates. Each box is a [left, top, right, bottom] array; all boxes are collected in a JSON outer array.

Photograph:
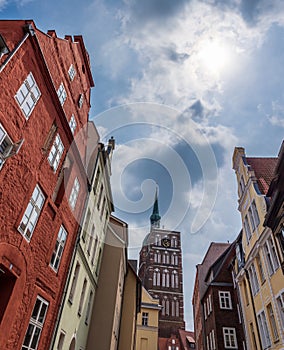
[[0, 20, 93, 350]]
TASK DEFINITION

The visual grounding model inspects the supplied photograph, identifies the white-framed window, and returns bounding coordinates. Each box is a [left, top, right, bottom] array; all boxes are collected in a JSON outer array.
[[69, 262, 80, 303], [18, 185, 45, 241], [264, 236, 279, 275], [87, 225, 95, 256], [171, 270, 178, 288], [223, 327, 237, 348], [0, 123, 23, 168], [69, 177, 80, 210], [276, 291, 284, 329], [256, 254, 266, 284], [22, 296, 48, 350], [266, 303, 279, 341], [219, 291, 232, 309], [57, 83, 67, 106], [69, 115, 77, 135], [257, 311, 271, 349], [50, 225, 67, 272], [91, 236, 98, 266], [142, 312, 149, 326], [248, 263, 259, 296], [68, 64, 76, 81], [85, 290, 93, 325], [78, 94, 84, 108], [48, 133, 64, 172], [15, 72, 41, 119], [244, 215, 251, 242], [248, 207, 255, 232], [208, 294, 212, 313], [78, 279, 87, 316]]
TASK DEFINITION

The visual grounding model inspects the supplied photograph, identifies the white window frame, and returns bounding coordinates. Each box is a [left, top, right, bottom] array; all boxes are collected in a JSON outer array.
[[78, 279, 87, 316], [57, 82, 67, 106], [257, 310, 271, 349], [248, 263, 259, 296], [244, 215, 251, 242], [78, 93, 84, 108], [15, 72, 41, 119], [69, 177, 80, 210], [69, 114, 77, 135], [266, 303, 279, 341], [223, 327, 237, 349], [22, 296, 48, 350], [0, 123, 20, 169], [142, 312, 149, 326], [264, 236, 279, 275], [276, 291, 284, 329], [68, 64, 76, 81], [18, 185, 45, 241], [219, 291, 232, 310], [69, 262, 80, 303], [85, 289, 93, 325], [48, 133, 64, 172], [50, 225, 67, 272]]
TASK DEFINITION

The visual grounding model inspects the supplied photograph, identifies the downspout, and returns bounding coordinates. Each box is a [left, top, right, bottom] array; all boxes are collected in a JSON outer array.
[[0, 31, 30, 74], [245, 269, 262, 349]]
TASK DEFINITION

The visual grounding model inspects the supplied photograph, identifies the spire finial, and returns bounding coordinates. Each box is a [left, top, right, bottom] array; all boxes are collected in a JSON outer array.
[[150, 185, 161, 228]]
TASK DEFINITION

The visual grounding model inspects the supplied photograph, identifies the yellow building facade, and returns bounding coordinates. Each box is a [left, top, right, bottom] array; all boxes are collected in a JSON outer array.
[[232, 147, 284, 349], [135, 287, 161, 350]]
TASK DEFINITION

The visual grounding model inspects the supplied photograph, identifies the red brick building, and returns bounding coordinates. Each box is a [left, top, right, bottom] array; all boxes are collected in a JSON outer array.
[[0, 20, 94, 350], [193, 242, 246, 349], [138, 192, 185, 338]]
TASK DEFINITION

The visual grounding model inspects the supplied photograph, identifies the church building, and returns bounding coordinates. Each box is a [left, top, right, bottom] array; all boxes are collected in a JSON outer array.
[[138, 191, 185, 338]]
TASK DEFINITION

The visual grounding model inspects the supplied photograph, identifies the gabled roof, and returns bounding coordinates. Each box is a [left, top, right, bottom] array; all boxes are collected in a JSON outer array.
[[196, 242, 230, 300], [245, 157, 278, 194]]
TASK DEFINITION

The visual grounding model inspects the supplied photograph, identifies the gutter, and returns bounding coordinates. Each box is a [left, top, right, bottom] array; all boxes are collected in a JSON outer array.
[[0, 31, 30, 74]]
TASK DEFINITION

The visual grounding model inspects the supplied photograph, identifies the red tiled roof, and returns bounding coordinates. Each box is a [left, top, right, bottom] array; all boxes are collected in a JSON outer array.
[[246, 157, 278, 195]]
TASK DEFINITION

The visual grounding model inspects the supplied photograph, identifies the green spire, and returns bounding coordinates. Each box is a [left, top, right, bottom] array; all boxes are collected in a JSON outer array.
[[150, 187, 161, 228]]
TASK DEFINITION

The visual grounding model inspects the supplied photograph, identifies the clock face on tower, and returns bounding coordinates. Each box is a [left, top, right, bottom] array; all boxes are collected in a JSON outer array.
[[162, 238, 171, 248]]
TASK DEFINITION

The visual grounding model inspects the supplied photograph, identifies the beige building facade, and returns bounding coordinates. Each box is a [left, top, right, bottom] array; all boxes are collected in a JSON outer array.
[[51, 130, 114, 350], [232, 147, 284, 349], [135, 287, 161, 350]]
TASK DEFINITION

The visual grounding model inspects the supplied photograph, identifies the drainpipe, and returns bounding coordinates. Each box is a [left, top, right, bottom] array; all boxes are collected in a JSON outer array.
[[0, 31, 30, 74]]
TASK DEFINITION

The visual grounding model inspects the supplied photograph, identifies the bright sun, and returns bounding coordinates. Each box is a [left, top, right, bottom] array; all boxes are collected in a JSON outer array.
[[197, 38, 232, 75]]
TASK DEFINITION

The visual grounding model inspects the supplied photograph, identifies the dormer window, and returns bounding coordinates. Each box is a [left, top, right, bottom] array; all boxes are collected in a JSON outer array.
[[0, 34, 9, 58]]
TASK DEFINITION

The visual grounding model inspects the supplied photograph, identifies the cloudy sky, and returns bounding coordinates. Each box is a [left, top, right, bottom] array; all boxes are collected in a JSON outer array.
[[2, 0, 284, 329]]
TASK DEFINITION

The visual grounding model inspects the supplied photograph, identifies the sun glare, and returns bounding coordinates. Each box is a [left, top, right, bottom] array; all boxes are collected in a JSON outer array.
[[198, 38, 233, 75]]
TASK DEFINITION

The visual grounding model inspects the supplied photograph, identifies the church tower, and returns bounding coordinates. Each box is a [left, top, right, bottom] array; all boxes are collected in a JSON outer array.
[[138, 190, 185, 338]]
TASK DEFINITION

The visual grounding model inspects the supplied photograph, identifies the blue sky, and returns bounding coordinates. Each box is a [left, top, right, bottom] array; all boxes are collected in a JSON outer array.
[[2, 0, 284, 329]]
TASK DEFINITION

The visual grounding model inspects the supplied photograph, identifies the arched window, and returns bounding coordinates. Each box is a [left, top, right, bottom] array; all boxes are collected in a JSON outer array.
[[155, 235, 160, 245], [172, 270, 179, 288], [153, 269, 160, 286], [154, 252, 157, 263], [162, 270, 169, 287], [157, 251, 161, 263], [172, 236, 177, 247], [165, 252, 169, 264], [166, 299, 170, 315], [172, 300, 176, 316], [162, 299, 166, 315], [176, 300, 179, 317]]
